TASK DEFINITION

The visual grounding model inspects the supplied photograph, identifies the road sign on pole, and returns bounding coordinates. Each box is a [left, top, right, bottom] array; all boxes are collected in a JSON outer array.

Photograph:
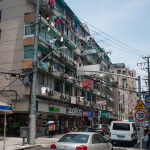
[[145, 95, 150, 110], [135, 100, 146, 109], [135, 110, 146, 121]]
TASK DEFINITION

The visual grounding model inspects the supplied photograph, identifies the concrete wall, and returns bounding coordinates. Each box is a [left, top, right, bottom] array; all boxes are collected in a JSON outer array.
[[0, 0, 35, 104]]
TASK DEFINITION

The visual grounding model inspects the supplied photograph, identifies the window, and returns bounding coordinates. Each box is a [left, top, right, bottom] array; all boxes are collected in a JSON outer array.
[[117, 70, 121, 74], [0, 10, 1, 21], [54, 78, 63, 93], [113, 123, 130, 131], [24, 46, 33, 59], [122, 71, 126, 75], [92, 134, 107, 144], [58, 134, 89, 143], [25, 22, 35, 35]]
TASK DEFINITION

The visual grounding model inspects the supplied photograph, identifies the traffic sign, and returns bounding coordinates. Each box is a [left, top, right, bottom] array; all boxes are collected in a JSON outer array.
[[0, 105, 12, 112], [135, 100, 146, 109], [145, 95, 150, 110], [135, 110, 146, 121]]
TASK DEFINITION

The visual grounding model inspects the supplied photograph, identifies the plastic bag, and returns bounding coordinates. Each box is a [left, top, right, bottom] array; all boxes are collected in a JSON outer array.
[[144, 134, 149, 142]]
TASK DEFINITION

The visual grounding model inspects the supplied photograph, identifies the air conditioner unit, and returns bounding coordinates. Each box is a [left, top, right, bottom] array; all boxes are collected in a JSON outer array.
[[61, 14, 66, 21], [49, 90, 54, 96], [90, 102, 94, 107], [65, 56, 69, 60], [74, 28, 78, 33], [84, 101, 88, 105], [48, 66, 54, 72], [23, 76, 31, 85], [60, 94, 65, 99]]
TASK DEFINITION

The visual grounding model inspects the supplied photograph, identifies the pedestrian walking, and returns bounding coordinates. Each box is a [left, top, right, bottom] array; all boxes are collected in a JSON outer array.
[[48, 123, 52, 138], [144, 124, 150, 148], [52, 123, 56, 137]]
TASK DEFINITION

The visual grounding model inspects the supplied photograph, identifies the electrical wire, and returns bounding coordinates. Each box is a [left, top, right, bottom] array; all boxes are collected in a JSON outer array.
[[77, 16, 149, 56], [90, 29, 145, 57]]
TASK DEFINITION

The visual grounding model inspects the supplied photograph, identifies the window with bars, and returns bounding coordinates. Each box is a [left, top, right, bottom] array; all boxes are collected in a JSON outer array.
[[24, 46, 34, 59], [25, 22, 35, 35]]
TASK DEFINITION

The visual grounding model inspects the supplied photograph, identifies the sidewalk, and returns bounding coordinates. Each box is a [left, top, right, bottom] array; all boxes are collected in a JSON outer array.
[[1, 134, 150, 150], [0, 134, 65, 150]]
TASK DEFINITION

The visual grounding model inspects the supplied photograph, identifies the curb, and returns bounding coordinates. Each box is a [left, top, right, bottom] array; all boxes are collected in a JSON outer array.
[[14, 145, 41, 150]]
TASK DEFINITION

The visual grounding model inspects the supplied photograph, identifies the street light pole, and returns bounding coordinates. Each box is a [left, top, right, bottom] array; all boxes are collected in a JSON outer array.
[[29, 0, 40, 145]]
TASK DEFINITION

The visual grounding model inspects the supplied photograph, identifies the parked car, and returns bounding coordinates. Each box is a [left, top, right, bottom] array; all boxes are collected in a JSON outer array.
[[109, 121, 137, 146], [93, 124, 110, 136], [76, 126, 96, 132], [50, 132, 113, 150]]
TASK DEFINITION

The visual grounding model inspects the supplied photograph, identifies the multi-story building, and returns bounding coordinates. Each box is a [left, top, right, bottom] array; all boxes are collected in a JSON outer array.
[[112, 63, 138, 121], [0, 0, 115, 136]]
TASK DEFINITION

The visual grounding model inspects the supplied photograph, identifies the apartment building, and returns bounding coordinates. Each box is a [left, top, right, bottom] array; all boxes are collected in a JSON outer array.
[[0, 0, 115, 136], [112, 63, 138, 120]]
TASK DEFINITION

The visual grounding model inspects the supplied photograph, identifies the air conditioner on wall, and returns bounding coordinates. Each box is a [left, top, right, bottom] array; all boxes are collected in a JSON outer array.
[[49, 90, 54, 96], [48, 66, 54, 72], [90, 102, 94, 107], [60, 94, 65, 99]]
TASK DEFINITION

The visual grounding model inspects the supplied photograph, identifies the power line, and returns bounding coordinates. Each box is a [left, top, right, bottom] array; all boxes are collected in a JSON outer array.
[[93, 36, 143, 57], [78, 16, 149, 56], [89, 29, 145, 57]]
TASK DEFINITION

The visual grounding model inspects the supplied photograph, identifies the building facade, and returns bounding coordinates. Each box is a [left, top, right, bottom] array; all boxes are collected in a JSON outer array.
[[0, 0, 116, 136], [112, 63, 138, 121]]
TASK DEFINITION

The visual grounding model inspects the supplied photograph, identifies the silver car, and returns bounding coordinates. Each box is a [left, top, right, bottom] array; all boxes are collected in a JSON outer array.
[[50, 132, 113, 150]]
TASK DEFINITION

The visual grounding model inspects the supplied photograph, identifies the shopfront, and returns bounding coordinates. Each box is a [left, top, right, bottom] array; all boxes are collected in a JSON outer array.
[[67, 107, 82, 132], [37, 102, 66, 136], [99, 111, 110, 125]]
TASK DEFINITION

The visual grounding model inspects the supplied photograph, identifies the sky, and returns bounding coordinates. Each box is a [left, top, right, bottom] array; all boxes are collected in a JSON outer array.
[[65, 0, 150, 91]]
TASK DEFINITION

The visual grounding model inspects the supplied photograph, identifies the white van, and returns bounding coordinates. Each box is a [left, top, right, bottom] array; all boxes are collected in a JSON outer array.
[[109, 121, 138, 146]]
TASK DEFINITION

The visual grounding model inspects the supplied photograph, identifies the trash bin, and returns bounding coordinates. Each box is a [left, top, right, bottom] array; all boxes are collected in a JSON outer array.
[[20, 126, 28, 138], [20, 126, 28, 145]]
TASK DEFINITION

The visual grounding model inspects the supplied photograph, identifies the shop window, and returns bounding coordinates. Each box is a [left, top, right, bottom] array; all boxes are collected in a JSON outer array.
[[25, 22, 35, 35], [24, 46, 34, 59]]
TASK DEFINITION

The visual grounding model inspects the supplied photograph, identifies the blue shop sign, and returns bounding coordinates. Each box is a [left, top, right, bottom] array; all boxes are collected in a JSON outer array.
[[0, 105, 12, 112], [88, 111, 94, 117]]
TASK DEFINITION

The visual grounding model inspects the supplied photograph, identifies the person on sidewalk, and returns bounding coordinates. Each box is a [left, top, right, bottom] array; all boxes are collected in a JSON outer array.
[[52, 123, 56, 137], [48, 123, 52, 138], [144, 124, 150, 148]]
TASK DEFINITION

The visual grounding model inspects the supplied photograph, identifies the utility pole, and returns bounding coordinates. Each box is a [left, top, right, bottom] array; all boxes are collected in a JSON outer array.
[[142, 56, 150, 94], [29, 0, 39, 145]]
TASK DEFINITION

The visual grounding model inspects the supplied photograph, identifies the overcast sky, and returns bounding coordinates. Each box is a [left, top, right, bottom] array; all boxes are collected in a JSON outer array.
[[65, 0, 150, 90]]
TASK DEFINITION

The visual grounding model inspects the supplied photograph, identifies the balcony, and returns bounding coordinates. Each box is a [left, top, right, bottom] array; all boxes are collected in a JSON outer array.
[[74, 47, 81, 55]]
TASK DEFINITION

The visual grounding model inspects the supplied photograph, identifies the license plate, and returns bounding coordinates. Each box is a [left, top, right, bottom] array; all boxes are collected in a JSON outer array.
[[117, 135, 125, 138]]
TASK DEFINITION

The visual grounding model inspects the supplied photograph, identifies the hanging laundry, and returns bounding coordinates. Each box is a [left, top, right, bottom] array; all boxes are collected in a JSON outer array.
[[55, 19, 61, 24], [48, 0, 54, 5], [41, 87, 47, 95], [46, 87, 50, 93], [82, 79, 93, 89]]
